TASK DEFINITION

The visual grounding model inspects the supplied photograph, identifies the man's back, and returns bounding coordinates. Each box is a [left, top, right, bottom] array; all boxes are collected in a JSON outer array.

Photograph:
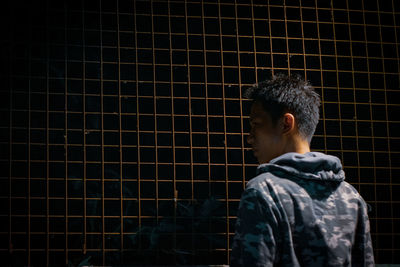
[[230, 152, 374, 266]]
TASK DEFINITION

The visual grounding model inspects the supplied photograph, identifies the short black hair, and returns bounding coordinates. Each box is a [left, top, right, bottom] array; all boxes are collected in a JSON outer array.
[[245, 73, 321, 143]]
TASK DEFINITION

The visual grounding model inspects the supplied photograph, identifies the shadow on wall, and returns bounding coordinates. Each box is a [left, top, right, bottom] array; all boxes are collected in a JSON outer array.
[[67, 196, 228, 266]]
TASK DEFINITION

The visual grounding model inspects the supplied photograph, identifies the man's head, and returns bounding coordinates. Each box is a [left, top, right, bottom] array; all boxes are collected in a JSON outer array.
[[245, 73, 321, 164]]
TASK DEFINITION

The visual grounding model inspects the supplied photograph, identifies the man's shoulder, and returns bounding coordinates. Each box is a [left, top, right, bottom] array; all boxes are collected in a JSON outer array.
[[336, 180, 369, 208], [243, 171, 299, 205], [245, 170, 366, 206], [246, 170, 301, 193], [246, 172, 275, 191]]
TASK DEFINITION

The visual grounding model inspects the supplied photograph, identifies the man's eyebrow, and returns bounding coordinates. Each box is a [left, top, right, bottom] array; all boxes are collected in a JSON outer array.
[[249, 116, 260, 121]]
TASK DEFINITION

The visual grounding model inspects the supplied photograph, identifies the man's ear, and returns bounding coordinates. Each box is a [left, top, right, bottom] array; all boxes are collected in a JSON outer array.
[[282, 113, 295, 134]]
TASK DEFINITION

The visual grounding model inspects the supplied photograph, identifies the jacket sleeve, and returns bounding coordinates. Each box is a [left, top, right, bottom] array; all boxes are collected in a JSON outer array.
[[351, 198, 375, 267], [230, 188, 280, 267]]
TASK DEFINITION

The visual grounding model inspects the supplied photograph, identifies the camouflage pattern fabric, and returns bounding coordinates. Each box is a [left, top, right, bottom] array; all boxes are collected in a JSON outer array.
[[230, 152, 374, 267]]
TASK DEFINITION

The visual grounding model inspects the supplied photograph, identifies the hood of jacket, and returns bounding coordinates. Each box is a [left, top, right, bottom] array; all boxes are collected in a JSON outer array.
[[256, 152, 345, 182]]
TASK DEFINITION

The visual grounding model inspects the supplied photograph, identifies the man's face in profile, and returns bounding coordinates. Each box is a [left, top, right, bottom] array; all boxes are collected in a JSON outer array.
[[247, 101, 283, 164]]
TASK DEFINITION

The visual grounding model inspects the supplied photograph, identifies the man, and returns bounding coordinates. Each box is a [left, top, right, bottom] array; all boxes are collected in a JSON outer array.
[[230, 74, 374, 266]]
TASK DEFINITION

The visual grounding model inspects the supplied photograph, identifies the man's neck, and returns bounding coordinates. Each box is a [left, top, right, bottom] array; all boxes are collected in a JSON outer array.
[[282, 136, 310, 155]]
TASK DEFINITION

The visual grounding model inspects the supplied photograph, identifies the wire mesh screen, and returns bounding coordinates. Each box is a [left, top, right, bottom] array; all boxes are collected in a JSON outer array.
[[1, 0, 400, 265]]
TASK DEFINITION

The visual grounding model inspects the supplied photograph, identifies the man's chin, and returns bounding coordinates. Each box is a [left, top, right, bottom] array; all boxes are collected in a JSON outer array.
[[252, 150, 261, 163]]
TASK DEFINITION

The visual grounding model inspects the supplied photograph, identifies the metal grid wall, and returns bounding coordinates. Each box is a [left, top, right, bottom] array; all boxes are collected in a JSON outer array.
[[1, 0, 400, 265]]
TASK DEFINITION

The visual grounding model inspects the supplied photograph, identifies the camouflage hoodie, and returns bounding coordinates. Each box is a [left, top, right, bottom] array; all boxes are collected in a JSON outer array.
[[230, 152, 374, 267]]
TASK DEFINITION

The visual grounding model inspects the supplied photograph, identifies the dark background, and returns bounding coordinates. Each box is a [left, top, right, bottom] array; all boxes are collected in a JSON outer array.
[[1, 0, 399, 265]]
